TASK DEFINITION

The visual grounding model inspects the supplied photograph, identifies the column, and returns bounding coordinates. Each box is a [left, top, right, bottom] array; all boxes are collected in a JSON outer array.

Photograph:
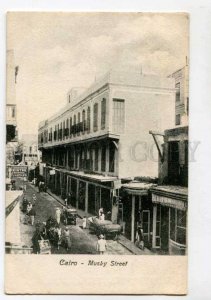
[[66, 176, 69, 194], [66, 148, 69, 169], [152, 205, 157, 249], [131, 195, 135, 242], [98, 144, 102, 172], [105, 143, 109, 174], [60, 172, 62, 197], [85, 182, 88, 213], [76, 179, 79, 209], [55, 171, 57, 190]]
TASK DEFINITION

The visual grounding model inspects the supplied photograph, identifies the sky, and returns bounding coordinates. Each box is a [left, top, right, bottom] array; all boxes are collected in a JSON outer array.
[[7, 12, 189, 138]]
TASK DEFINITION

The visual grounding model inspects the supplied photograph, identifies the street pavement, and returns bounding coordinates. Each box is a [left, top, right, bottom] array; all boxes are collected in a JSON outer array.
[[20, 182, 132, 255]]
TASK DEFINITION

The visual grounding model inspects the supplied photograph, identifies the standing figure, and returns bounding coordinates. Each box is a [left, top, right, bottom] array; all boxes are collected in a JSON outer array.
[[67, 192, 72, 206], [63, 227, 72, 251], [22, 196, 29, 213], [135, 224, 144, 250], [32, 227, 42, 254], [32, 193, 37, 205], [55, 208, 61, 225], [28, 204, 36, 225], [96, 235, 107, 255], [82, 216, 87, 229], [98, 207, 104, 218], [55, 227, 62, 250], [99, 211, 105, 221]]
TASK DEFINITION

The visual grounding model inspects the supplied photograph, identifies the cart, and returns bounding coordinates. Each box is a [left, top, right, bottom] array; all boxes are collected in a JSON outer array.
[[61, 208, 77, 225]]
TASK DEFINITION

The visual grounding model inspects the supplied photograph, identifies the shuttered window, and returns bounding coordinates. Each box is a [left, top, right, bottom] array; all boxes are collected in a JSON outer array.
[[82, 109, 86, 134], [175, 82, 180, 102], [93, 103, 98, 132], [101, 98, 106, 129], [87, 107, 90, 133], [112, 99, 125, 133]]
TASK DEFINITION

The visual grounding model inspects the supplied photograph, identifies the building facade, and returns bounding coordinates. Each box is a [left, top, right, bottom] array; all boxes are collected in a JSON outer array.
[[150, 126, 188, 255], [6, 50, 18, 143], [21, 134, 41, 167], [38, 71, 176, 226], [168, 65, 189, 126], [6, 50, 18, 166]]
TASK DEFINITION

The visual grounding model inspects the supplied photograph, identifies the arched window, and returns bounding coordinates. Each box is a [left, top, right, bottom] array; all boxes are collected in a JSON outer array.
[[93, 103, 98, 132], [66, 119, 69, 138], [82, 109, 86, 134], [101, 98, 106, 129], [73, 115, 76, 136], [69, 117, 72, 137], [87, 107, 90, 133], [77, 112, 81, 135]]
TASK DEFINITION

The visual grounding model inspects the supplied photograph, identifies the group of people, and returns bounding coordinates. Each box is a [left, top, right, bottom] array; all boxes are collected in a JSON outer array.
[[45, 214, 72, 251], [32, 213, 72, 254], [22, 193, 37, 226]]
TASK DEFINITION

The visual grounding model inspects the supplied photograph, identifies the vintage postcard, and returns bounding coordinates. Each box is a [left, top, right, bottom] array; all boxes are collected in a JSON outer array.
[[5, 12, 189, 294]]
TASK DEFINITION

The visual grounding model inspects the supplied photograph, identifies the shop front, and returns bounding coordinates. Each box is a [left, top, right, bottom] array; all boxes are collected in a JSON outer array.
[[43, 166, 116, 218], [151, 186, 188, 255], [120, 182, 155, 248]]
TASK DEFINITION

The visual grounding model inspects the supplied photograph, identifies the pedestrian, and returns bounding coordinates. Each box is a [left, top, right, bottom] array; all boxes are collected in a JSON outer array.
[[64, 198, 68, 207], [67, 192, 72, 205], [28, 204, 36, 225], [99, 211, 105, 221], [55, 208, 61, 225], [135, 224, 144, 250], [32, 227, 42, 254], [32, 193, 37, 205], [98, 207, 104, 218], [27, 201, 32, 213], [63, 226, 72, 251], [82, 216, 87, 229], [55, 227, 62, 250], [22, 196, 28, 213], [96, 234, 107, 254]]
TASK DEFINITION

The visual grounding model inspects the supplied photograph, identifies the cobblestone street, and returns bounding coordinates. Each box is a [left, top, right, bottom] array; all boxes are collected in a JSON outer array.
[[20, 182, 132, 255]]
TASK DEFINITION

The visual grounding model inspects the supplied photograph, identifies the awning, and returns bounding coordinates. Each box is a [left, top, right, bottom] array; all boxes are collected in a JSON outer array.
[[46, 166, 117, 183], [122, 182, 156, 196], [5, 191, 23, 244]]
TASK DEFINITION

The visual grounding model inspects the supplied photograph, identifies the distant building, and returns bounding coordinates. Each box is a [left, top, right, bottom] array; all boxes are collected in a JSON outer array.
[[38, 70, 176, 222], [6, 50, 18, 166], [21, 134, 41, 167], [168, 65, 189, 126], [6, 50, 18, 143]]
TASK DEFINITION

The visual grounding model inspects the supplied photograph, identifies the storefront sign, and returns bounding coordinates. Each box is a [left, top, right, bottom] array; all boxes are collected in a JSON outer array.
[[10, 165, 28, 178], [152, 193, 187, 211]]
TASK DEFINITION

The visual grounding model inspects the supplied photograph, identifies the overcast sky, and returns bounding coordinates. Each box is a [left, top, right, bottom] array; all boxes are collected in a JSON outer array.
[[7, 12, 189, 138]]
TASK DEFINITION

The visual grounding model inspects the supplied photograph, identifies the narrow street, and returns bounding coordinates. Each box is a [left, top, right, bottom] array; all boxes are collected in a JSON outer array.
[[20, 181, 132, 255]]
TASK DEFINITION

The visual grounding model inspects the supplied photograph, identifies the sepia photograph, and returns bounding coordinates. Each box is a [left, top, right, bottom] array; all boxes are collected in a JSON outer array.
[[5, 11, 190, 294]]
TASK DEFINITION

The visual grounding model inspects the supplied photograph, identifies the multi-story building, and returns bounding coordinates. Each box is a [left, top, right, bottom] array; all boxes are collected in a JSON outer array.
[[150, 126, 188, 255], [38, 71, 176, 224], [6, 50, 18, 143], [168, 64, 189, 126], [6, 50, 18, 166]]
